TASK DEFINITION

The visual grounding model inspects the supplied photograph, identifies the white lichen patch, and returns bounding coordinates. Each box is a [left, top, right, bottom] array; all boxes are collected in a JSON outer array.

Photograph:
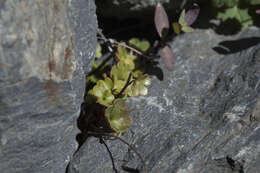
[[177, 163, 195, 173], [223, 105, 247, 122], [163, 91, 173, 106], [235, 146, 251, 158], [234, 144, 260, 166], [130, 96, 165, 112], [223, 112, 239, 122]]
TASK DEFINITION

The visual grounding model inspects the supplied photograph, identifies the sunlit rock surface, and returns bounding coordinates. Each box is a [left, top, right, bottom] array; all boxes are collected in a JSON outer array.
[[68, 27, 260, 173], [0, 0, 97, 173]]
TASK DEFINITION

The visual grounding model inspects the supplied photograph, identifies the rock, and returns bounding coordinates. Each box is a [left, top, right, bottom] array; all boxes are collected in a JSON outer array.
[[68, 27, 260, 173], [0, 0, 97, 173]]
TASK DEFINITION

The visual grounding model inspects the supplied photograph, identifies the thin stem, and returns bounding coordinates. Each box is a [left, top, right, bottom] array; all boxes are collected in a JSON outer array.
[[99, 137, 119, 173], [116, 72, 133, 99], [97, 29, 108, 42], [87, 131, 147, 173], [97, 29, 114, 52], [115, 41, 151, 59], [97, 36, 151, 60]]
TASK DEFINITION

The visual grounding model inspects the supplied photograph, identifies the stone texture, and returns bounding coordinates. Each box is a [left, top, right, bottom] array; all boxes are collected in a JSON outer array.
[[68, 27, 260, 173], [0, 0, 97, 173]]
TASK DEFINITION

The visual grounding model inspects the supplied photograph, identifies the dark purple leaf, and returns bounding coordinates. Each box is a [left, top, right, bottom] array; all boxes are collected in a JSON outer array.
[[185, 4, 200, 26], [160, 45, 174, 71], [154, 3, 169, 38]]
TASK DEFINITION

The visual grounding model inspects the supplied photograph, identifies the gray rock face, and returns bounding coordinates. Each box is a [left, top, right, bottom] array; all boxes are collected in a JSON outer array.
[[0, 0, 97, 173], [96, 0, 206, 19], [68, 27, 260, 173]]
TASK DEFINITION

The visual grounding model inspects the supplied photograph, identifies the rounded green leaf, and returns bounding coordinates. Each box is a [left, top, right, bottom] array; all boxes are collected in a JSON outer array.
[[103, 77, 113, 90], [129, 38, 150, 52], [88, 77, 115, 107], [111, 61, 132, 81], [115, 46, 136, 70], [113, 79, 127, 94], [133, 69, 144, 78], [105, 99, 132, 134], [216, 5, 253, 28], [143, 76, 152, 86], [127, 74, 151, 97], [116, 45, 137, 61], [101, 91, 115, 105]]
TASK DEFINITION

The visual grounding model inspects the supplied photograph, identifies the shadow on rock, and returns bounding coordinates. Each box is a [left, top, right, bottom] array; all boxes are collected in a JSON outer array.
[[213, 37, 260, 55]]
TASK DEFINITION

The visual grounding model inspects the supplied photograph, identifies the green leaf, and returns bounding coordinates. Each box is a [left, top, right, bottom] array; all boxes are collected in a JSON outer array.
[[88, 77, 115, 107], [133, 69, 144, 78], [96, 43, 102, 58], [127, 74, 151, 97], [116, 45, 136, 70], [172, 22, 181, 35], [181, 25, 194, 33], [113, 79, 127, 94], [178, 9, 186, 26], [105, 98, 132, 134], [217, 5, 253, 28], [103, 77, 114, 90], [110, 61, 133, 94], [128, 38, 150, 52], [211, 0, 239, 8], [178, 9, 195, 33], [116, 45, 137, 61], [111, 61, 132, 82]]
